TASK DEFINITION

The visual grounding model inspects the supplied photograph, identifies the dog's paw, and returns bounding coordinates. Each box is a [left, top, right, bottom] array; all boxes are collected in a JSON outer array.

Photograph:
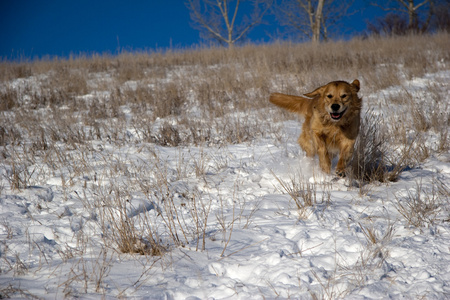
[[335, 169, 346, 178]]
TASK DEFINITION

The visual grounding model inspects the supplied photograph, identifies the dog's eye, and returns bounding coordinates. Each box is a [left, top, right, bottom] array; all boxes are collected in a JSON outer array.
[[327, 94, 333, 99], [341, 94, 347, 98]]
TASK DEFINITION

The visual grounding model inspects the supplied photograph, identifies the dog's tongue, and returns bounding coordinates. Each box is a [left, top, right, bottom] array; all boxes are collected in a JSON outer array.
[[331, 113, 340, 119]]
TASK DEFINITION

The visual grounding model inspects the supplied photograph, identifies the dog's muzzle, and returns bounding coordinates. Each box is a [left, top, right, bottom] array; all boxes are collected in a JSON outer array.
[[330, 105, 347, 121]]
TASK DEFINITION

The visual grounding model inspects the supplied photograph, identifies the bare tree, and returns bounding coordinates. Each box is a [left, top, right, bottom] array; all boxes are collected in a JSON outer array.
[[312, 0, 325, 43], [367, 13, 410, 35], [431, 0, 450, 31], [186, 0, 272, 48], [273, 0, 354, 43], [370, 0, 433, 30]]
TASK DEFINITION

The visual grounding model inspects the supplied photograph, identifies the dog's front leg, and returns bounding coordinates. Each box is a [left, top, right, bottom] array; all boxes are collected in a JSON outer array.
[[336, 140, 355, 177], [313, 133, 331, 173], [299, 130, 315, 157]]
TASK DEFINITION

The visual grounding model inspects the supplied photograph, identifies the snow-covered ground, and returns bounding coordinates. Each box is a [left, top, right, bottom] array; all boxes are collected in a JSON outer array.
[[0, 66, 449, 299]]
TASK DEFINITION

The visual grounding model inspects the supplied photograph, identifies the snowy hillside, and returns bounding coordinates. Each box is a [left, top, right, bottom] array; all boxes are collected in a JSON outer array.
[[0, 35, 449, 299]]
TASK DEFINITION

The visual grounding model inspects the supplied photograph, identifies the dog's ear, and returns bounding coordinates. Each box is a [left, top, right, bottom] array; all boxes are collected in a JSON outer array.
[[304, 85, 326, 98], [351, 79, 360, 92]]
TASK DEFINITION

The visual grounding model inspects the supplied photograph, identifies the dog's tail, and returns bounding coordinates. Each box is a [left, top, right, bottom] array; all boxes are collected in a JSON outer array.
[[269, 93, 313, 116]]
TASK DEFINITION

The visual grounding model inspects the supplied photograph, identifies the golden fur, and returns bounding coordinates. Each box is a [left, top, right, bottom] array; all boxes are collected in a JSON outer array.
[[270, 80, 362, 176]]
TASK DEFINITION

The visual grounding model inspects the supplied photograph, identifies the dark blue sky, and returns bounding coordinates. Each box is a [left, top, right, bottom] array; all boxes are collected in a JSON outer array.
[[1, 0, 384, 60]]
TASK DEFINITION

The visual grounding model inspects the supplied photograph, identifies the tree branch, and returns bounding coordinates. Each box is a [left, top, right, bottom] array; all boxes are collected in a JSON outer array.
[[414, 0, 429, 10], [187, 0, 271, 47]]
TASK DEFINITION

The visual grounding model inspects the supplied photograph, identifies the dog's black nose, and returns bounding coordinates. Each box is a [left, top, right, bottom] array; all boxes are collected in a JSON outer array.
[[331, 104, 340, 111]]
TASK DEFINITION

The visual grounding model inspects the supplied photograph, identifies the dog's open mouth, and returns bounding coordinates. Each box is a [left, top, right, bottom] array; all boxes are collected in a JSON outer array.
[[330, 108, 347, 121], [330, 112, 343, 120]]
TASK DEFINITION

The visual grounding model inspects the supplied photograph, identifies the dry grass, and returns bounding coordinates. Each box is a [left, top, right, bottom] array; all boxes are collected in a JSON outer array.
[[0, 33, 449, 297], [1, 32, 449, 240], [348, 73, 449, 186], [0, 35, 448, 190], [394, 179, 450, 228], [0, 284, 40, 299], [347, 109, 419, 187], [1, 34, 448, 152], [347, 110, 387, 184], [271, 170, 332, 219]]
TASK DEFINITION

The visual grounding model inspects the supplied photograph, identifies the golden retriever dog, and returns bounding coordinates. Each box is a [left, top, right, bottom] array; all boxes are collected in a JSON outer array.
[[270, 80, 362, 176]]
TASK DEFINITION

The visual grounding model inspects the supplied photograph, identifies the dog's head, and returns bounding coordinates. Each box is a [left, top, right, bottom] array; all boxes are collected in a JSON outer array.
[[305, 79, 361, 122]]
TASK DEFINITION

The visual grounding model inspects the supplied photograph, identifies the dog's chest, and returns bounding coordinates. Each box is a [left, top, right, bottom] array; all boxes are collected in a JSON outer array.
[[316, 125, 348, 151]]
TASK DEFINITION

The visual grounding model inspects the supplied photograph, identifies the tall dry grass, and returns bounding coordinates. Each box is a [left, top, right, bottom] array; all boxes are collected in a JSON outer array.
[[1, 33, 449, 298], [1, 34, 448, 150], [1, 35, 448, 178], [1, 33, 449, 255]]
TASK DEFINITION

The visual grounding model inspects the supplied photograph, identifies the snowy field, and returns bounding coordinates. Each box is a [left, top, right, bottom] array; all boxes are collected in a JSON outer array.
[[0, 39, 449, 299]]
